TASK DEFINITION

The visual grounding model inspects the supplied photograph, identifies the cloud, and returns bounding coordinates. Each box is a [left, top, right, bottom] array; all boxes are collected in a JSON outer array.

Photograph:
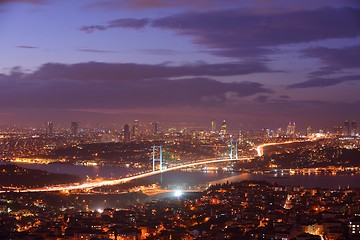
[[77, 48, 118, 53], [151, 7, 360, 58], [138, 48, 179, 55], [279, 95, 290, 99], [1, 61, 269, 82], [80, 18, 149, 33], [1, 62, 359, 128], [0, 0, 45, 5], [82, 7, 360, 60], [303, 45, 360, 76], [85, 0, 360, 11], [254, 95, 270, 103], [287, 75, 360, 89], [84, 0, 239, 10], [0, 61, 272, 110], [16, 45, 38, 49], [0, 65, 271, 109]]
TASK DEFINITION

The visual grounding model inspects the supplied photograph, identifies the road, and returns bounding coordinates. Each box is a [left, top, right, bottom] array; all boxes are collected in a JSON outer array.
[[255, 140, 310, 157]]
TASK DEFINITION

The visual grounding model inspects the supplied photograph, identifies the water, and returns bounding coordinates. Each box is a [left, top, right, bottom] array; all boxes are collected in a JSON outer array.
[[143, 171, 360, 189], [10, 163, 360, 189], [13, 163, 134, 178]]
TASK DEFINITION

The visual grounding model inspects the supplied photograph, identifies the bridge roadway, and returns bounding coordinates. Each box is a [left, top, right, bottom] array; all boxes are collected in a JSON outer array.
[[10, 157, 252, 193]]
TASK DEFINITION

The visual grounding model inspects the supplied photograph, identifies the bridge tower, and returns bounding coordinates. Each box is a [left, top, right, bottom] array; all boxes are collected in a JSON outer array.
[[152, 146, 163, 172], [229, 139, 238, 160]]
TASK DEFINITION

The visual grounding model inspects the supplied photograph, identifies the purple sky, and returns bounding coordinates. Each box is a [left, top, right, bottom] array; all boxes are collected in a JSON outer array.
[[0, 0, 360, 131]]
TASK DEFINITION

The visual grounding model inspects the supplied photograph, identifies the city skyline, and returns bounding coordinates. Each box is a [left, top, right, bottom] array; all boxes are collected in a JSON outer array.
[[0, 0, 360, 129]]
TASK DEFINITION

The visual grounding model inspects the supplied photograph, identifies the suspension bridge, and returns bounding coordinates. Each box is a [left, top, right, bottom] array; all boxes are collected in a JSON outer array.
[[2, 139, 298, 193]]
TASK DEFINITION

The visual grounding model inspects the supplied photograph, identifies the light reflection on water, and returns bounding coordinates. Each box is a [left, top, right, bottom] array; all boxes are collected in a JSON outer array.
[[9, 163, 360, 189]]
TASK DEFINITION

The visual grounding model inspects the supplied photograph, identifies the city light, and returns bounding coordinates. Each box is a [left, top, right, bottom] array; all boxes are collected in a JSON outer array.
[[174, 190, 183, 197]]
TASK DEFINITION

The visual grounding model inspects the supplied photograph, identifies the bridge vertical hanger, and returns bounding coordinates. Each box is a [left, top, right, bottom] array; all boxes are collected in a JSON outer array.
[[152, 146, 163, 172]]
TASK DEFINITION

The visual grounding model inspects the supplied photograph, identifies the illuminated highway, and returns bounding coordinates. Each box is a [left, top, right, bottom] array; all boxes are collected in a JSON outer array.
[[256, 139, 311, 157], [8, 157, 251, 193]]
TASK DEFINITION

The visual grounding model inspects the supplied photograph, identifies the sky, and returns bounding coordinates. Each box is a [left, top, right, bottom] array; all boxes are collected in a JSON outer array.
[[0, 0, 360, 131]]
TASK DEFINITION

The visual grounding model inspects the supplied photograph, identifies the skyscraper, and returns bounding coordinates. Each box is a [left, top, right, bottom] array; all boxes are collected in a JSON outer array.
[[220, 120, 227, 136], [123, 124, 130, 142], [71, 122, 78, 135], [351, 121, 357, 136], [152, 122, 159, 135], [211, 119, 216, 133], [286, 122, 296, 136], [306, 126, 312, 136], [132, 120, 139, 137], [46, 121, 53, 135], [333, 125, 343, 136], [344, 120, 350, 136]]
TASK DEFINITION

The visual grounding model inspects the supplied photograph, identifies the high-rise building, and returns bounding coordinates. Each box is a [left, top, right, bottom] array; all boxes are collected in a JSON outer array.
[[71, 122, 78, 135], [306, 126, 312, 136], [262, 128, 271, 138], [46, 121, 53, 135], [132, 120, 139, 137], [286, 122, 296, 136], [211, 119, 216, 133], [333, 125, 343, 136], [344, 120, 350, 136], [123, 124, 130, 142], [351, 121, 357, 136], [152, 122, 159, 135], [220, 120, 227, 136]]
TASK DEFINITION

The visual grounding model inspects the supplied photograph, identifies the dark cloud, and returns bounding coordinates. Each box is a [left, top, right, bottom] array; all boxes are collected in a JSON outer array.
[[84, 0, 239, 10], [0, 0, 45, 4], [79, 25, 107, 33], [108, 18, 149, 29], [2, 61, 269, 82], [151, 7, 360, 58], [0, 61, 272, 110], [0, 65, 271, 109], [1, 62, 359, 129], [77, 48, 118, 53], [16, 45, 38, 49], [279, 95, 290, 99], [287, 75, 360, 89], [85, 0, 360, 11], [254, 95, 270, 103], [80, 18, 149, 33], [303, 45, 360, 76], [82, 7, 360, 59]]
